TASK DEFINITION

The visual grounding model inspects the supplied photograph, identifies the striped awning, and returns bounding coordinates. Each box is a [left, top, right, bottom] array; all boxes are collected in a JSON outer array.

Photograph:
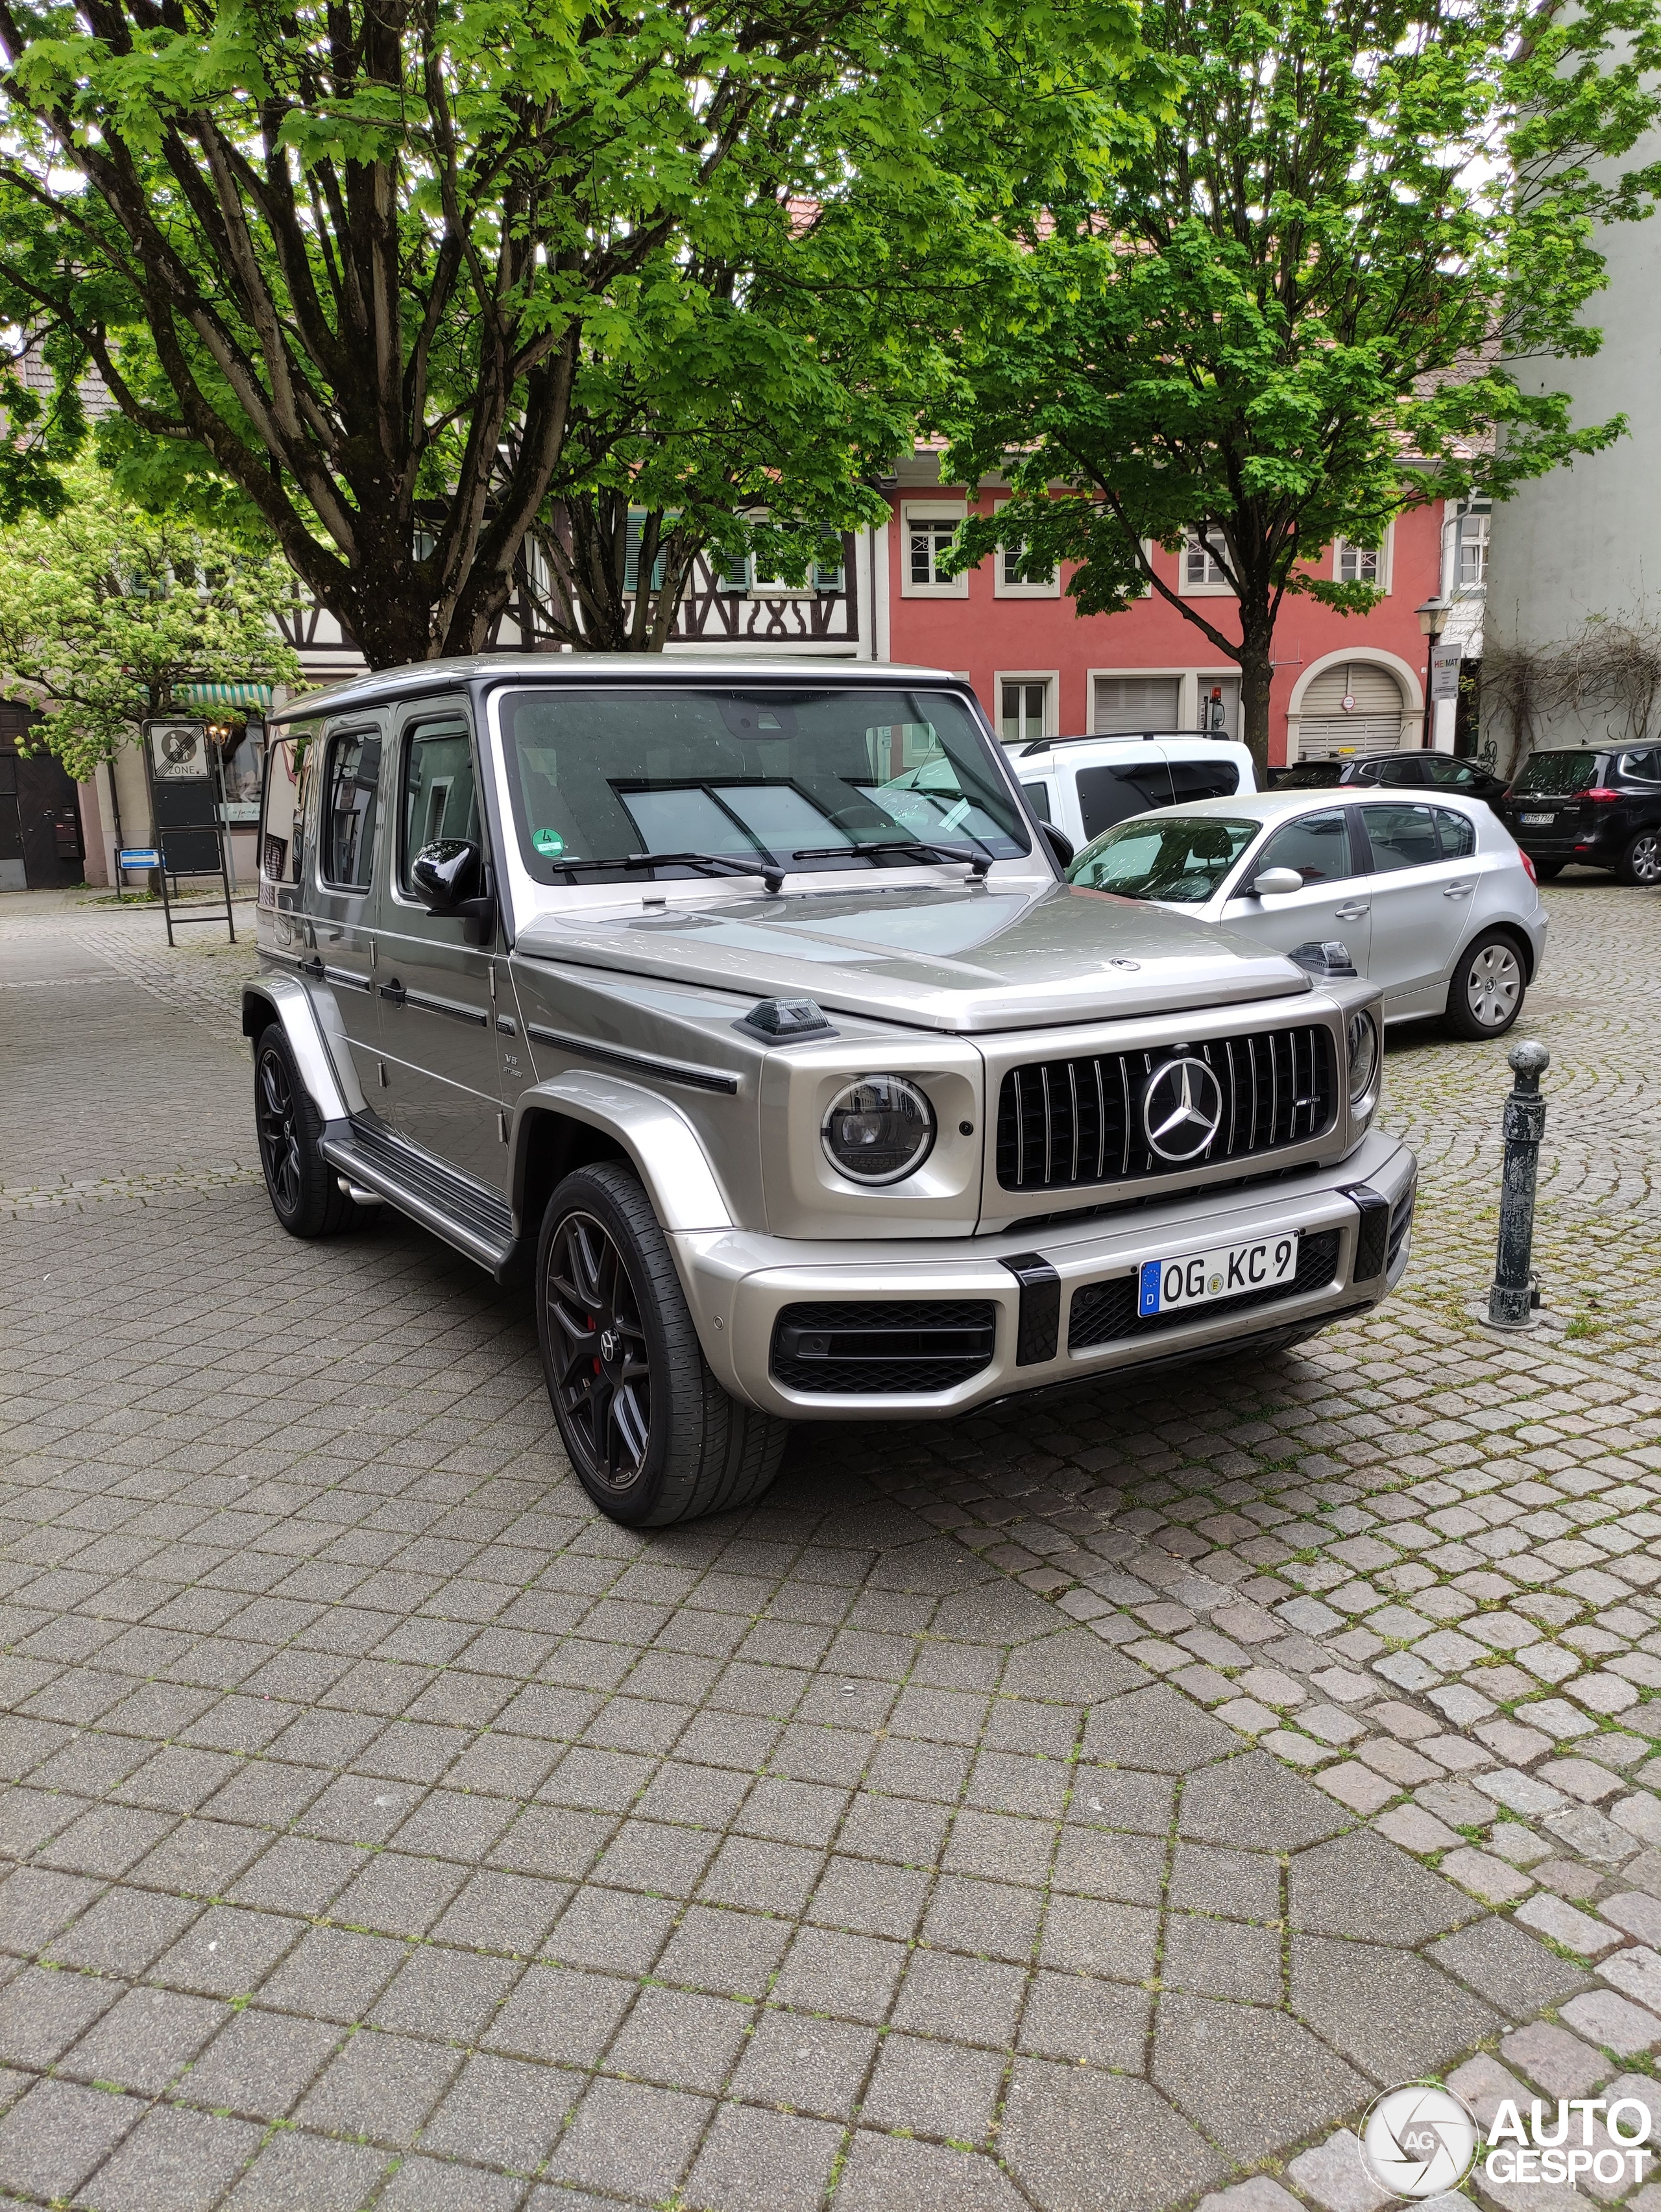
[[178, 681, 274, 712]]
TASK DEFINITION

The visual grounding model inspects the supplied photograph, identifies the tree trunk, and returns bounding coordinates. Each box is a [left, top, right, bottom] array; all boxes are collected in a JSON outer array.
[[1237, 629, 1275, 782]]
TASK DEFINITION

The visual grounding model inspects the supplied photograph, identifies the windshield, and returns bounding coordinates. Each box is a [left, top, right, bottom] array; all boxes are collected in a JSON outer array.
[[496, 687, 1030, 883], [1514, 750, 1599, 796], [1067, 813, 1260, 903]]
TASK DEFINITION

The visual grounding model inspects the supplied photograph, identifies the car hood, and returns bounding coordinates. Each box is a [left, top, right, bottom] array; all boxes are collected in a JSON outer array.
[[513, 879, 1311, 1033]]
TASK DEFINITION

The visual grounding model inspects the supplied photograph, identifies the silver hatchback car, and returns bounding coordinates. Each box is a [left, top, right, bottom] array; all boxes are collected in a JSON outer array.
[[1067, 790, 1548, 1038], [247, 659, 1417, 1526]]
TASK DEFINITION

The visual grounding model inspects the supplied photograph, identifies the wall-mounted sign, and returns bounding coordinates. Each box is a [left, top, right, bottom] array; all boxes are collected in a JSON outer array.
[[1431, 646, 1463, 701], [118, 846, 162, 869], [149, 721, 211, 779]]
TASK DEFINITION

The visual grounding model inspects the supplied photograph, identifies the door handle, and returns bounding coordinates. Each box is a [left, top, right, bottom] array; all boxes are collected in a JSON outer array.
[[1442, 881, 1473, 897], [1333, 903, 1370, 920], [379, 979, 406, 1004]]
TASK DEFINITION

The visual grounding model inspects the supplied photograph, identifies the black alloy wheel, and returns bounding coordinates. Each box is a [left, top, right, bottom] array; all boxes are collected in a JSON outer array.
[[543, 1208, 653, 1492], [255, 1039, 302, 1218], [535, 1162, 789, 1525], [252, 1023, 358, 1237]]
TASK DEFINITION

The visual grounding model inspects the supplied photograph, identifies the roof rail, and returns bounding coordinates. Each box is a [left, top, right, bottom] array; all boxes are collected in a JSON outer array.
[[1010, 729, 1235, 759]]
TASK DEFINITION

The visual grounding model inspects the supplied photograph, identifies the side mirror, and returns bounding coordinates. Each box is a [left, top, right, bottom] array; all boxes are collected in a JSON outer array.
[[411, 838, 481, 913], [1251, 866, 1305, 897], [1038, 821, 1076, 871]]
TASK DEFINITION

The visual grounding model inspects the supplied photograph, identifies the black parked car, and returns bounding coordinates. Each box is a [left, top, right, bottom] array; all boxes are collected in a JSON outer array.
[[1499, 745, 1661, 884], [1267, 753, 1512, 809]]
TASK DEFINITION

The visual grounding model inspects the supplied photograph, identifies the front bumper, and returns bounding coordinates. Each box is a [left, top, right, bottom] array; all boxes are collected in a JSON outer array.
[[675, 1128, 1416, 1419]]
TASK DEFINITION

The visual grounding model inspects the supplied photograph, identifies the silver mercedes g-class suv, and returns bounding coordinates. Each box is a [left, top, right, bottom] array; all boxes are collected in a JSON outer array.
[[248, 658, 1415, 1527]]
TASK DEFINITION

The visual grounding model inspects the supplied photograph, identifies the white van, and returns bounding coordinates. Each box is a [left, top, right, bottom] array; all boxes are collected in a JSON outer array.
[[1005, 731, 1257, 853]]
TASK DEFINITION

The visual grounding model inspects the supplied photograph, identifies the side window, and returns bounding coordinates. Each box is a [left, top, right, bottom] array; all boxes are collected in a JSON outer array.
[[1169, 761, 1239, 803], [400, 719, 479, 891], [1618, 748, 1661, 783], [1360, 803, 1440, 871], [1256, 808, 1355, 884], [320, 728, 382, 890], [1076, 760, 1176, 841], [1435, 808, 1476, 858], [1021, 779, 1053, 822], [1376, 757, 1424, 785]]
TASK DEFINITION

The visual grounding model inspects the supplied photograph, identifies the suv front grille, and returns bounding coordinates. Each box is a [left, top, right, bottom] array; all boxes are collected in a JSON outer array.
[[1068, 1228, 1342, 1350], [770, 1300, 997, 1396], [995, 1023, 1337, 1193]]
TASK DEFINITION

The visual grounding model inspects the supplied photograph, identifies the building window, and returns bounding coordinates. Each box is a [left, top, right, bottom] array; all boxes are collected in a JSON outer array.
[[995, 518, 1059, 597], [1457, 509, 1490, 590], [812, 548, 845, 592], [1000, 680, 1050, 744], [1182, 529, 1231, 590], [901, 507, 970, 597], [623, 511, 667, 594], [1337, 541, 1381, 585], [910, 518, 958, 587]]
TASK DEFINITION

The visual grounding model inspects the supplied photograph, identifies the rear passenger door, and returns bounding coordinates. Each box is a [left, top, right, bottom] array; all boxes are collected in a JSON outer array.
[[376, 703, 508, 1189], [1353, 801, 1472, 1009], [309, 720, 387, 1101]]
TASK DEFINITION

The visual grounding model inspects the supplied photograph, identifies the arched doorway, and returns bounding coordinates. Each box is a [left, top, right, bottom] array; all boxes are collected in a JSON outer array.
[[1295, 659, 1409, 760]]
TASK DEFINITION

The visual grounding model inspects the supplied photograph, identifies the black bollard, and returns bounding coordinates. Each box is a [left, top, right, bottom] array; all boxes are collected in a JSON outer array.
[[1486, 1039, 1549, 1329]]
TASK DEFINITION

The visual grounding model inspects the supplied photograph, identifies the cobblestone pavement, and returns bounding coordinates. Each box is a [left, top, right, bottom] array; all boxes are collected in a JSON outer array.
[[1, 881, 1658, 2212]]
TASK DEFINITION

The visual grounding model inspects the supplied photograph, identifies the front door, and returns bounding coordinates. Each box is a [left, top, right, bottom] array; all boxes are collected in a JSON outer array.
[[1352, 801, 1472, 1010], [376, 706, 507, 1190], [1220, 806, 1374, 972], [310, 720, 386, 1100]]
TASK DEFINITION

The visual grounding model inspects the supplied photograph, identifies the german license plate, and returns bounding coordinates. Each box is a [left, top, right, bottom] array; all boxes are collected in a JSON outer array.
[[1520, 812, 1555, 825], [1138, 1233, 1300, 1317]]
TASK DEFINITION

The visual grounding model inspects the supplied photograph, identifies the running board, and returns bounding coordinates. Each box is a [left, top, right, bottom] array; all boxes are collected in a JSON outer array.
[[322, 1117, 520, 1275]]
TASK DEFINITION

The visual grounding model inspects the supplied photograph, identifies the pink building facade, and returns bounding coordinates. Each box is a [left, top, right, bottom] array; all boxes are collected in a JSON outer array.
[[877, 469, 1461, 768]]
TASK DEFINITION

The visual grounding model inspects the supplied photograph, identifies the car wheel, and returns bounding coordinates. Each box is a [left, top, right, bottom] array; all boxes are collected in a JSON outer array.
[[537, 1161, 789, 1526], [1531, 858, 1565, 881], [1443, 931, 1527, 1041], [254, 1024, 359, 1237], [1618, 827, 1661, 888]]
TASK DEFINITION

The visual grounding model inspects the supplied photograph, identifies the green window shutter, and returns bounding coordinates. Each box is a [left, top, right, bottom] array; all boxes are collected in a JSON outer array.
[[624, 511, 667, 592]]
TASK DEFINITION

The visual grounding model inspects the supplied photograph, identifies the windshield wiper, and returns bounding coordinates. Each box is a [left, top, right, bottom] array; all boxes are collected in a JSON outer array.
[[792, 839, 993, 879], [550, 849, 784, 894]]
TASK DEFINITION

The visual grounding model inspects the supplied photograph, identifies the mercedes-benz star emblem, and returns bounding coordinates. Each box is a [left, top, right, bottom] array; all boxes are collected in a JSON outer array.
[[1143, 1056, 1224, 1162]]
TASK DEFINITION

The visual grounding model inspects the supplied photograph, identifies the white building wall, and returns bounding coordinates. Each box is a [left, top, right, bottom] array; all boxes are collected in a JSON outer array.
[[1485, 126, 1661, 755]]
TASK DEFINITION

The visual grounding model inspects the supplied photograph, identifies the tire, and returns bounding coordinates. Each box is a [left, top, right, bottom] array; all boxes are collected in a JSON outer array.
[[536, 1161, 789, 1527], [1442, 930, 1527, 1041], [1531, 858, 1565, 882], [254, 1023, 359, 1238], [1618, 827, 1661, 888]]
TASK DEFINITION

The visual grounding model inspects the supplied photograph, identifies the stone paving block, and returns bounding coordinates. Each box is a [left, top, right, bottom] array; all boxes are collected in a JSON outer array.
[[1431, 1913, 1594, 2015], [1153, 1992, 1370, 2157], [1291, 1934, 1499, 2082], [603, 1986, 751, 2092], [1440, 1847, 1536, 1906], [729, 2008, 875, 2118], [682, 2102, 843, 2212], [0, 1960, 117, 2066], [831, 2131, 1029, 2212], [1285, 2130, 1394, 2212], [0, 2076, 140, 2200], [82, 2102, 263, 2212], [221, 2128, 391, 2210], [297, 2027, 464, 2146], [60, 1984, 226, 2093], [1516, 1892, 1624, 1957], [1600, 1893, 1661, 1947], [1082, 1683, 1241, 1772], [174, 2008, 344, 2119], [1599, 1945, 1661, 2015], [378, 2157, 527, 2211], [1558, 1989, 1661, 2056], [893, 1947, 1028, 2047], [1179, 1750, 1348, 1851], [1288, 1829, 1480, 1943], [1501, 2019, 1612, 2098], [544, 2074, 712, 2200], [1003, 2058, 1223, 2212], [420, 2050, 581, 2172]]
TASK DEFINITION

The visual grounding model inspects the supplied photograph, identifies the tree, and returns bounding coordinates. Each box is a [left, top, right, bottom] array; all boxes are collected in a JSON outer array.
[[0, 467, 298, 781], [944, 0, 1661, 772], [0, 0, 1152, 670]]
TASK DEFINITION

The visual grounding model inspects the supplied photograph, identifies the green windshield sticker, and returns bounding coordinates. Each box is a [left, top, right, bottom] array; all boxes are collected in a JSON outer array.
[[531, 828, 566, 857]]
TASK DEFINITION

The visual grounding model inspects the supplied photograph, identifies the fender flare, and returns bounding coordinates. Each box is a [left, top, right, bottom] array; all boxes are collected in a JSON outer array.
[[510, 1071, 734, 1234], [241, 974, 366, 1121]]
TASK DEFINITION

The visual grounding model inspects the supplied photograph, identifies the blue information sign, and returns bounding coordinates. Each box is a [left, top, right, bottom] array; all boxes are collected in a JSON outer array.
[[119, 847, 162, 869]]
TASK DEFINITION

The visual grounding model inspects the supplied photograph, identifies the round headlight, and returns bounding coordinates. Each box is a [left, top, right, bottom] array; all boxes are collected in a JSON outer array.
[[1347, 1011, 1379, 1104], [821, 1076, 936, 1185]]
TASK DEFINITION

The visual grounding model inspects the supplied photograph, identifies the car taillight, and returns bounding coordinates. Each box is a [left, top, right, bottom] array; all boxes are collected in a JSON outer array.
[[1584, 787, 1622, 801], [1519, 849, 1537, 883]]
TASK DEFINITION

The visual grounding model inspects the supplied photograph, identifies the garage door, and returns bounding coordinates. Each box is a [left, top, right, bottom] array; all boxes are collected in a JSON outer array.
[[1093, 675, 1180, 735], [1297, 661, 1407, 759]]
